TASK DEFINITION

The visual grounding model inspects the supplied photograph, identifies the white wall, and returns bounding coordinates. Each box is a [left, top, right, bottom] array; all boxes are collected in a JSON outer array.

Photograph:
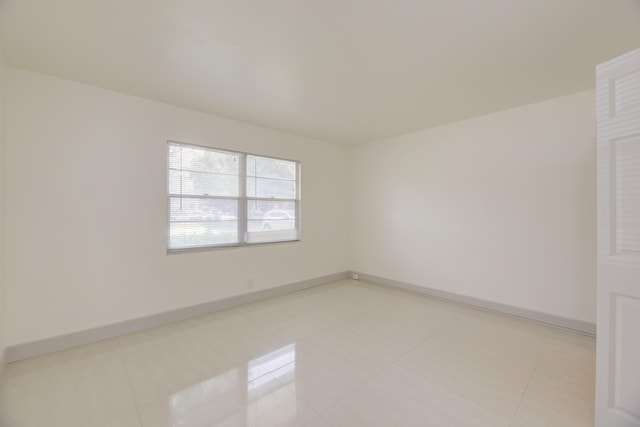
[[350, 91, 596, 323], [2, 66, 598, 348], [4, 68, 349, 346], [0, 54, 7, 373]]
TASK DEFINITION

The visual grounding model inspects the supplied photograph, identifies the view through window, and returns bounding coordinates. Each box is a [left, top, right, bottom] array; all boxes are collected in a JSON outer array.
[[168, 141, 300, 250]]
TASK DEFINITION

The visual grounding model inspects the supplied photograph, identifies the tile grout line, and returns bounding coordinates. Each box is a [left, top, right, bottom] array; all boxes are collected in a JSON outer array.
[[313, 303, 465, 424], [389, 310, 534, 424], [313, 358, 388, 424], [116, 335, 145, 427], [388, 308, 467, 369], [509, 344, 544, 425], [1, 280, 595, 426], [294, 289, 410, 423], [117, 291, 335, 426]]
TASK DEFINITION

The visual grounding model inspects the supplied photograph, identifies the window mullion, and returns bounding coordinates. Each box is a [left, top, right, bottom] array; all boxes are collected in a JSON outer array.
[[238, 153, 248, 245], [296, 161, 301, 238]]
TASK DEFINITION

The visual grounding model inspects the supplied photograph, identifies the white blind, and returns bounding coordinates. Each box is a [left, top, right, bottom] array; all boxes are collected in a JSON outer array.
[[246, 154, 299, 244], [168, 142, 299, 250]]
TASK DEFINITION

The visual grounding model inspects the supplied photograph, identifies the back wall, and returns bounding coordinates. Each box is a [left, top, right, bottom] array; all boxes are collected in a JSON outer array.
[[350, 91, 596, 323]]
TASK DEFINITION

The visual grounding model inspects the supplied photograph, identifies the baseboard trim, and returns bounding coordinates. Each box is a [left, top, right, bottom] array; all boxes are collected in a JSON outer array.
[[6, 271, 349, 363], [355, 272, 596, 336]]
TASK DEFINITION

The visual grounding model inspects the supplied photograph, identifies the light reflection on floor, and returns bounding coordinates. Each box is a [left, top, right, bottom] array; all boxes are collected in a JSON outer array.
[[0, 280, 595, 426], [249, 343, 296, 390], [165, 343, 298, 425]]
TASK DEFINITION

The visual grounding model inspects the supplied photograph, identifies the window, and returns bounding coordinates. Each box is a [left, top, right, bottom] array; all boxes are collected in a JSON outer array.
[[168, 141, 300, 251]]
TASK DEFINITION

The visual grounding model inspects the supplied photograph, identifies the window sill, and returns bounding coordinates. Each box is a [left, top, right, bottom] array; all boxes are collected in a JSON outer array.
[[166, 239, 302, 255]]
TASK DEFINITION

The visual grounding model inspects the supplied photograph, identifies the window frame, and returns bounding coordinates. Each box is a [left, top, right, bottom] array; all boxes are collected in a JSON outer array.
[[167, 140, 301, 253]]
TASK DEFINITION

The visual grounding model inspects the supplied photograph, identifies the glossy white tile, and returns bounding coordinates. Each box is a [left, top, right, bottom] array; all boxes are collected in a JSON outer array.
[[321, 365, 511, 426], [137, 368, 315, 427], [302, 416, 332, 427], [0, 280, 595, 427], [0, 340, 136, 427], [91, 411, 142, 427], [512, 330, 596, 427]]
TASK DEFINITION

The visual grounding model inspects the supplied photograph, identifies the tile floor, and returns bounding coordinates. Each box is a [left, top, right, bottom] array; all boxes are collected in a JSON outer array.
[[0, 279, 596, 427]]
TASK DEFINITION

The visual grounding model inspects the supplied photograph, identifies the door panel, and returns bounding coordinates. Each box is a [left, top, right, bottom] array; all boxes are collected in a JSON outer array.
[[596, 48, 640, 427], [612, 293, 640, 419]]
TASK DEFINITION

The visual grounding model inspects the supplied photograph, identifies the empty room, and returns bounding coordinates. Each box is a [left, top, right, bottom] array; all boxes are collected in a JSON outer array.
[[0, 1, 639, 426]]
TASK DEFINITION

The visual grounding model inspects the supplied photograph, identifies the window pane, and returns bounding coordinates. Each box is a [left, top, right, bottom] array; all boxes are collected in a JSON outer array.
[[247, 200, 296, 232], [246, 177, 296, 199], [169, 222, 238, 248], [169, 144, 239, 174], [169, 143, 239, 197], [169, 197, 238, 222], [247, 155, 295, 180], [169, 197, 238, 249], [168, 143, 300, 250], [169, 169, 239, 197]]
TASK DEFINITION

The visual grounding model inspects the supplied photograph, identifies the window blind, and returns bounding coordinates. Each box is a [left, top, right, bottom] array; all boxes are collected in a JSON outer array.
[[168, 141, 300, 250]]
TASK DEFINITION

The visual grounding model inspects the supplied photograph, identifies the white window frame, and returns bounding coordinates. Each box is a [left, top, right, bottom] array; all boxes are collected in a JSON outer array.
[[167, 140, 301, 253]]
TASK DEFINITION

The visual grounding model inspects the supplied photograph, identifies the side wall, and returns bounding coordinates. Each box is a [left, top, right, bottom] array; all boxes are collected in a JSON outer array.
[[4, 68, 349, 346], [0, 54, 6, 374], [350, 91, 597, 323]]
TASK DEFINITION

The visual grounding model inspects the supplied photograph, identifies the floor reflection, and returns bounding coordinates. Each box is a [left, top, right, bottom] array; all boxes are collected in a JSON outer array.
[[166, 343, 299, 425], [248, 343, 296, 390]]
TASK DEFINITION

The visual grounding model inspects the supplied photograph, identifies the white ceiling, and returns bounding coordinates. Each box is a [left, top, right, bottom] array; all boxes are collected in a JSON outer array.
[[1, 1, 639, 145]]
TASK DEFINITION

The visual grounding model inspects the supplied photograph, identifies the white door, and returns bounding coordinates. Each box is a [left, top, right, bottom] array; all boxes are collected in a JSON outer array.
[[596, 48, 640, 427]]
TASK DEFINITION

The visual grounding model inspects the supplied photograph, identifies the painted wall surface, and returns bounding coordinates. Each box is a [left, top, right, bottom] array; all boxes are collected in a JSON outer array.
[[350, 91, 597, 323], [4, 68, 349, 346], [0, 55, 6, 372]]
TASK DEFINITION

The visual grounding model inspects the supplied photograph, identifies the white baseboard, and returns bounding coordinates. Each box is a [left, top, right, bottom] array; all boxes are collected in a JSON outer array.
[[5, 269, 593, 365], [6, 271, 349, 363], [355, 272, 596, 336]]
